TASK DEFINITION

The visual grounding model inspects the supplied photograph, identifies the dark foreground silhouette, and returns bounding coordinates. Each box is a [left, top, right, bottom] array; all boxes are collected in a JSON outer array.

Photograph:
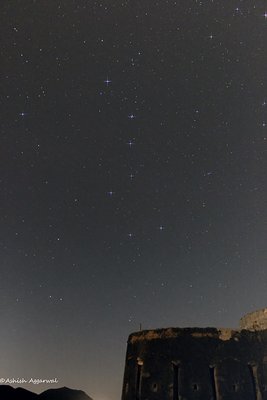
[[0, 385, 93, 400]]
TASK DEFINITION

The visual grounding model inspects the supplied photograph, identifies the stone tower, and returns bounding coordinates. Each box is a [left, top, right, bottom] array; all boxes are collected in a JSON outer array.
[[121, 309, 267, 400]]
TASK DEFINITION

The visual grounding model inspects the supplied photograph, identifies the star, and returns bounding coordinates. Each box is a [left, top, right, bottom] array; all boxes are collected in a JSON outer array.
[[234, 7, 242, 14], [159, 225, 164, 231], [264, 12, 267, 19], [129, 173, 135, 179], [127, 140, 134, 147], [128, 114, 135, 119], [107, 191, 114, 196], [19, 112, 26, 116], [128, 233, 133, 238], [104, 77, 111, 86], [209, 34, 214, 39]]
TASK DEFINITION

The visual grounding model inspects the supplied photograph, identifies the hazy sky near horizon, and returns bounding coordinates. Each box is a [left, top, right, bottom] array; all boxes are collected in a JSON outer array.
[[0, 1, 267, 399]]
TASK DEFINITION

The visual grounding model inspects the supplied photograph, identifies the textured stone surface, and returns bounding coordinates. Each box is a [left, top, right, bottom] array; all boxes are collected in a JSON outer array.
[[121, 326, 267, 400], [240, 308, 267, 331]]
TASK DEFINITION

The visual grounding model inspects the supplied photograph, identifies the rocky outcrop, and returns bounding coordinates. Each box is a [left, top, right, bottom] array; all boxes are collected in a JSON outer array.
[[0, 385, 37, 399], [0, 385, 92, 400], [39, 387, 92, 400]]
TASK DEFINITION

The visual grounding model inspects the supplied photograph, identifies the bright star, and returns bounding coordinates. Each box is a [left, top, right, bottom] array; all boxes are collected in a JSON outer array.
[[128, 114, 135, 119], [19, 112, 26, 116], [104, 77, 111, 86], [234, 7, 242, 14], [127, 140, 134, 147]]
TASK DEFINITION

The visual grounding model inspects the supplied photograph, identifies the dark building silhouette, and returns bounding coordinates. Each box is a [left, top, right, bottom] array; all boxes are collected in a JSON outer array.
[[121, 309, 267, 400]]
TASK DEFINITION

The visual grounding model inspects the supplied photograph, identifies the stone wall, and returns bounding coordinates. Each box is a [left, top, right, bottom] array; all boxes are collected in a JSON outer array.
[[121, 327, 267, 400], [240, 309, 267, 331]]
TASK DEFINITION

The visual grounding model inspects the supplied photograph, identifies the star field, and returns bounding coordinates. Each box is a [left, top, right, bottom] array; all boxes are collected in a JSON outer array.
[[0, 1, 267, 400]]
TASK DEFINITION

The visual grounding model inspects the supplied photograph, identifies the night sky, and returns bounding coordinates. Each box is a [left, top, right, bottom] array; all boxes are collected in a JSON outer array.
[[0, 1, 267, 399]]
